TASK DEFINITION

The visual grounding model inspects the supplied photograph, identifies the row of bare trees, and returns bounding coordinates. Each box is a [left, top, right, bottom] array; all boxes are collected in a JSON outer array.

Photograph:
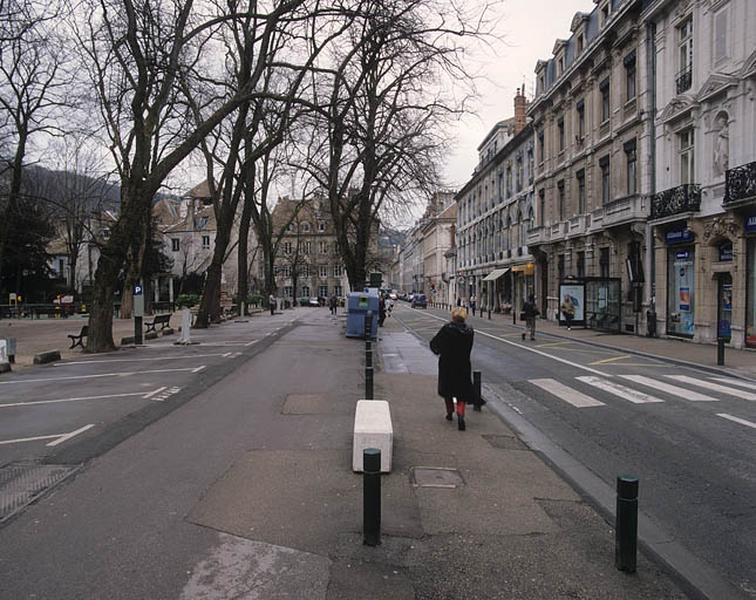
[[0, 0, 494, 352]]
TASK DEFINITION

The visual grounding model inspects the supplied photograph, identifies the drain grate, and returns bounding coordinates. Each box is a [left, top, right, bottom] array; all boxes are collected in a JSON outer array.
[[410, 467, 464, 489], [0, 463, 79, 524]]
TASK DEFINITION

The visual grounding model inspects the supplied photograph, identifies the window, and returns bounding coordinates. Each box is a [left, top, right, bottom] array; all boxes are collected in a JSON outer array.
[[577, 34, 584, 55], [713, 7, 728, 63], [557, 117, 565, 152], [319, 265, 328, 278], [600, 79, 610, 123], [319, 285, 328, 298], [625, 140, 637, 195], [537, 129, 545, 163], [576, 100, 585, 139], [301, 285, 310, 297], [558, 254, 565, 281], [318, 221, 326, 232], [333, 264, 342, 277], [516, 156, 523, 191], [600, 247, 610, 278], [334, 285, 343, 297], [624, 51, 636, 101], [576, 169, 586, 214], [284, 241, 292, 254], [679, 128, 695, 184], [577, 251, 586, 279], [302, 222, 311, 232], [171, 238, 180, 252], [302, 241, 311, 254], [557, 180, 565, 221], [506, 165, 512, 197], [281, 265, 291, 277], [283, 286, 292, 298], [538, 189, 546, 225], [677, 17, 693, 93], [558, 56, 565, 76], [527, 149, 534, 183], [319, 241, 328, 254], [287, 223, 294, 232], [58, 258, 65, 275], [202, 235, 210, 249], [600, 156, 611, 204]]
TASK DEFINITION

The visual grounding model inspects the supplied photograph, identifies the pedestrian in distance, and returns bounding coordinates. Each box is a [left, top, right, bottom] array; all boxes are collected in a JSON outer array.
[[561, 294, 576, 331], [470, 294, 476, 317], [430, 307, 475, 431], [268, 293, 276, 316], [378, 294, 386, 327], [328, 294, 337, 316], [456, 297, 462, 307], [521, 294, 540, 341]]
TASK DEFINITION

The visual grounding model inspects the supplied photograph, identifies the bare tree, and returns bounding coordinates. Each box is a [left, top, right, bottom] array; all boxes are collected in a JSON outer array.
[[300, 0, 491, 291]]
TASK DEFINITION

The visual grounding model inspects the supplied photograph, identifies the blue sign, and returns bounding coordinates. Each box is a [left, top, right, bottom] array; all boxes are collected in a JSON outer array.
[[666, 228, 693, 245], [718, 241, 733, 262], [746, 215, 756, 233], [675, 250, 690, 260], [133, 285, 143, 296]]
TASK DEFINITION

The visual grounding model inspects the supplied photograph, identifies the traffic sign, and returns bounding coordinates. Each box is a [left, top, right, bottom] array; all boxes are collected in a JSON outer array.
[[133, 285, 143, 296]]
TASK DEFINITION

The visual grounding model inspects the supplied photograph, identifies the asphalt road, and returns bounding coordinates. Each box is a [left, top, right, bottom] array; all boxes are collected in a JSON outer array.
[[391, 303, 756, 600]]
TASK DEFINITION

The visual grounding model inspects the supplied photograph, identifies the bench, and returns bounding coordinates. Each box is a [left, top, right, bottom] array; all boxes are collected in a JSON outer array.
[[352, 400, 393, 473], [145, 313, 171, 333], [68, 325, 88, 349]]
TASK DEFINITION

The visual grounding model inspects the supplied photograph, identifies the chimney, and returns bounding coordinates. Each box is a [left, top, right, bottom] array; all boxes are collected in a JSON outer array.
[[514, 87, 527, 134]]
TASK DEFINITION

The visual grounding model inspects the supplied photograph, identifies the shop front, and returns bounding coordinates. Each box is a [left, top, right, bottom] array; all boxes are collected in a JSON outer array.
[[665, 227, 696, 338], [746, 215, 756, 348], [511, 263, 535, 315]]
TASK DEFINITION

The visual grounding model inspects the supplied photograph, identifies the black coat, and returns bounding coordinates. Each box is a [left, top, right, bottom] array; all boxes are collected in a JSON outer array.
[[430, 321, 474, 400]]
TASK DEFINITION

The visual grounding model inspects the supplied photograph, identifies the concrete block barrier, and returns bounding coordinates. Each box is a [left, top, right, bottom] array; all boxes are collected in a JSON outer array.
[[33, 349, 61, 365], [352, 400, 393, 473]]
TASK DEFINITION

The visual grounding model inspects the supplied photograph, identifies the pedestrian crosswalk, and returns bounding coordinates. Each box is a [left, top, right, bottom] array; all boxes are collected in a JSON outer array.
[[526, 373, 756, 428]]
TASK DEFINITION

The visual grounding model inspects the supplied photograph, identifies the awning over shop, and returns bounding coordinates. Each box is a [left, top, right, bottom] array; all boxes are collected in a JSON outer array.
[[482, 268, 510, 282]]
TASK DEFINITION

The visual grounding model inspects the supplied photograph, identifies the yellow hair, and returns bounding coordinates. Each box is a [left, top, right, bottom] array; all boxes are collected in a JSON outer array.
[[451, 307, 467, 322]]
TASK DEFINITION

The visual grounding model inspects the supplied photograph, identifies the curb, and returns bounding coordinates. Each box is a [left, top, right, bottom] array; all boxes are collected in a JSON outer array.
[[33, 350, 61, 365]]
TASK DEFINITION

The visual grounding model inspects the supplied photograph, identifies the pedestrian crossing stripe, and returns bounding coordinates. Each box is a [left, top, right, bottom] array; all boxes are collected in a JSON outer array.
[[530, 378, 605, 408], [576, 376, 665, 404], [709, 377, 756, 390], [666, 375, 756, 401], [618, 375, 718, 402]]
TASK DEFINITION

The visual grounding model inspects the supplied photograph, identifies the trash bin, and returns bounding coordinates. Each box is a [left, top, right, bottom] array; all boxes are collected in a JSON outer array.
[[346, 291, 379, 338]]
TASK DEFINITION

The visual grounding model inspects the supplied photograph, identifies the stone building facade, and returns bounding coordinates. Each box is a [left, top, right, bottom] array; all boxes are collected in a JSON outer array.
[[528, 0, 653, 333], [456, 89, 536, 315], [421, 192, 456, 304], [645, 0, 756, 348]]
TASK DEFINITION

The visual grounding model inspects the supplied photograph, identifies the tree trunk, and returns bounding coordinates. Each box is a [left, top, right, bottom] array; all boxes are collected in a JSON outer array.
[[237, 196, 253, 312], [195, 226, 230, 328]]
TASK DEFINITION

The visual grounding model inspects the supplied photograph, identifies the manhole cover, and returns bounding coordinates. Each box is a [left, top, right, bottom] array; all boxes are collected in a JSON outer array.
[[410, 467, 464, 489], [481, 434, 527, 451], [0, 463, 79, 524]]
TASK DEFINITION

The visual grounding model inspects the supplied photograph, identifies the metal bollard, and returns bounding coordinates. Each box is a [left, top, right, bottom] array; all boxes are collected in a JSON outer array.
[[615, 475, 638, 573], [488, 307, 491, 320], [473, 370, 483, 411], [365, 366, 374, 399], [366, 346, 373, 368], [364, 310, 373, 340], [717, 336, 725, 366], [363, 448, 381, 546]]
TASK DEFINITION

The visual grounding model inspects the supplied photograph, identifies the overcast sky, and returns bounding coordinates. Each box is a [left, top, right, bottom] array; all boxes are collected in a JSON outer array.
[[443, 0, 591, 190]]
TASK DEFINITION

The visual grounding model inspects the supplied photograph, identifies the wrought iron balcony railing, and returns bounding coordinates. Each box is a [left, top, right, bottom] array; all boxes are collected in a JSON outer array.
[[676, 66, 692, 95], [651, 184, 701, 220], [724, 160, 756, 205]]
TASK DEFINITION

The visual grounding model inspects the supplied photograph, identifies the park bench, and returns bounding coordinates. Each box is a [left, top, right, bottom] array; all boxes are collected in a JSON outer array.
[[68, 325, 88, 349], [145, 313, 172, 333], [352, 400, 393, 473]]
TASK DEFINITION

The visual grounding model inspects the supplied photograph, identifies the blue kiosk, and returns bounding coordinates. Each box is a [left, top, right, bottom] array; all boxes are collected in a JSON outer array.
[[346, 291, 379, 339]]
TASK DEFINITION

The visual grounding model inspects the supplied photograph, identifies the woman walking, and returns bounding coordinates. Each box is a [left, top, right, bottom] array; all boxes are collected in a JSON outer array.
[[430, 307, 475, 431]]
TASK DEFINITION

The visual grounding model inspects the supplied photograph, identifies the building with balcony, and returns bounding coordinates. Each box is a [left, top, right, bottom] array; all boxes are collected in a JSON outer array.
[[646, 0, 756, 348], [456, 89, 536, 315], [528, 0, 652, 333]]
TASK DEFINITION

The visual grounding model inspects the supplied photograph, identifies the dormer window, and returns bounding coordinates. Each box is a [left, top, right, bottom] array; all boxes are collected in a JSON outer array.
[[600, 2, 610, 27], [577, 33, 584, 55], [558, 56, 565, 75]]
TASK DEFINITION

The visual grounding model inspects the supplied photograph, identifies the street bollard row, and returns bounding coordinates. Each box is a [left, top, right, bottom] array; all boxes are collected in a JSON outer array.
[[363, 448, 381, 546], [615, 475, 638, 573]]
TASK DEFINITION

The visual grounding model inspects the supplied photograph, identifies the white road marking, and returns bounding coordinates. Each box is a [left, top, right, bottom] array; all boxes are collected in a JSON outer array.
[[222, 352, 232, 358], [244, 340, 258, 346], [143, 386, 167, 399], [191, 365, 206, 373], [0, 424, 95, 447], [716, 413, 756, 429], [415, 311, 609, 376], [589, 354, 631, 365], [530, 378, 605, 408], [576, 376, 665, 404], [46, 424, 95, 446], [0, 391, 152, 408], [667, 376, 756, 401], [710, 377, 756, 390], [54, 353, 227, 366], [619, 375, 719, 402], [0, 367, 202, 385], [149, 386, 181, 402]]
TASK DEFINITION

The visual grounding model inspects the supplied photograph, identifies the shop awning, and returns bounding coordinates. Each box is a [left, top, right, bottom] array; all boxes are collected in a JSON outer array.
[[482, 268, 510, 282]]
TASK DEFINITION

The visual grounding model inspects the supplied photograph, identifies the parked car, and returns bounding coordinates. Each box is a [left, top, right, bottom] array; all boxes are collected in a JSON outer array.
[[411, 293, 427, 308], [308, 297, 320, 307], [389, 292, 398, 300]]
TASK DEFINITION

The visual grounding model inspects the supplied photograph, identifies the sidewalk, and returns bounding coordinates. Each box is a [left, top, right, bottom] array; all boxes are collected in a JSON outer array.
[[182, 313, 688, 599], [457, 308, 756, 379]]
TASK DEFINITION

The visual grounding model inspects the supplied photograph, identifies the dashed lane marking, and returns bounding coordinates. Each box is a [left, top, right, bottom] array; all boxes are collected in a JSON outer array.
[[589, 354, 631, 365], [0, 391, 155, 408], [0, 367, 205, 385], [54, 353, 228, 366], [0, 424, 95, 447], [716, 413, 756, 429], [667, 376, 756, 401]]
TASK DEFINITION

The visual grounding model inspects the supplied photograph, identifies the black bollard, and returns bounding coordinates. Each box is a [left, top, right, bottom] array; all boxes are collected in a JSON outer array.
[[366, 346, 373, 368], [615, 475, 639, 573], [365, 340, 372, 353], [473, 370, 484, 411], [364, 310, 373, 340], [363, 448, 381, 546], [488, 306, 491, 320], [717, 336, 725, 366], [365, 366, 374, 399]]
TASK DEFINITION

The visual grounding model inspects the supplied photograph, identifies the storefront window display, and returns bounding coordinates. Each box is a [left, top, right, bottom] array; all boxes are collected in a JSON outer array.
[[747, 238, 756, 348], [667, 247, 695, 336]]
